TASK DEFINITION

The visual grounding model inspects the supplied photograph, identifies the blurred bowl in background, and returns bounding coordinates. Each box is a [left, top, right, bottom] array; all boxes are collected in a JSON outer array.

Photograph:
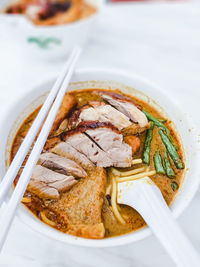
[[0, 0, 104, 60]]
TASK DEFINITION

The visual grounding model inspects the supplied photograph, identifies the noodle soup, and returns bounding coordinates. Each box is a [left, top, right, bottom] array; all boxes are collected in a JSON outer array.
[[10, 88, 184, 239]]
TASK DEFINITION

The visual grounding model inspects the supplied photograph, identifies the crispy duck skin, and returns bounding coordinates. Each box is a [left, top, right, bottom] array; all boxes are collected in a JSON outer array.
[[61, 121, 121, 140], [68, 101, 132, 130]]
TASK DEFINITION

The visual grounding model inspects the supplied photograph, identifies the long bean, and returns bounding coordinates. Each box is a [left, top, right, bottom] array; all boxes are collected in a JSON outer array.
[[143, 122, 154, 165], [159, 130, 184, 169], [158, 118, 167, 123], [153, 151, 165, 174], [143, 110, 179, 150], [143, 110, 170, 134], [171, 181, 179, 191], [163, 151, 175, 178]]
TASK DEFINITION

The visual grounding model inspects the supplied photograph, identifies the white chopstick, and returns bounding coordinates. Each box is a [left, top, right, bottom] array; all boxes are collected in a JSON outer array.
[[0, 46, 82, 250], [0, 47, 81, 206]]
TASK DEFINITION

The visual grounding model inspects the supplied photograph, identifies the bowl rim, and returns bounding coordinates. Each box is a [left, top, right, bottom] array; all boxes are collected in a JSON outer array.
[[4, 68, 200, 247]]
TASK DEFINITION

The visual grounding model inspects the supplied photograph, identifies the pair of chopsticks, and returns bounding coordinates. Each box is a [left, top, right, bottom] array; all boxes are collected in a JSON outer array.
[[0, 47, 82, 250]]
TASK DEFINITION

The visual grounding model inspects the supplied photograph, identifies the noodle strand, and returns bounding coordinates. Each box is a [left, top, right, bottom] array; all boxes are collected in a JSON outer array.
[[111, 176, 126, 225]]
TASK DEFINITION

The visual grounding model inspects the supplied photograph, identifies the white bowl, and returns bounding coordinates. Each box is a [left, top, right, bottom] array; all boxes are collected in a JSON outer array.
[[1, 69, 200, 247], [0, 0, 104, 60]]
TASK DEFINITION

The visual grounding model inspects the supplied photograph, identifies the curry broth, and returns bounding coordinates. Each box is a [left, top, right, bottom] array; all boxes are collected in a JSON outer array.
[[10, 89, 184, 238]]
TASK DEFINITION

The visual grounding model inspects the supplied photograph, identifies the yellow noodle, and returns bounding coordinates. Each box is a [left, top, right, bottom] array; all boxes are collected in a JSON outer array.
[[132, 159, 142, 165], [21, 197, 31, 203], [112, 167, 145, 177], [117, 170, 156, 183], [40, 211, 56, 227], [111, 176, 126, 225], [106, 184, 112, 195]]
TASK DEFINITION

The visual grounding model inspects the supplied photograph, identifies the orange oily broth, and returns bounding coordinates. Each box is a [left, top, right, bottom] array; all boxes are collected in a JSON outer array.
[[10, 89, 184, 238]]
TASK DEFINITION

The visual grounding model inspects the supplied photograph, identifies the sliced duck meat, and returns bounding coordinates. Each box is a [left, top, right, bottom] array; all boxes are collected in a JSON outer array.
[[61, 121, 132, 167], [51, 141, 94, 170], [65, 132, 113, 167], [68, 101, 131, 130], [46, 167, 106, 239], [93, 90, 142, 109], [28, 165, 77, 199], [95, 91, 148, 128], [77, 107, 99, 124], [38, 152, 87, 178], [85, 102, 132, 130], [86, 126, 122, 151], [85, 124, 132, 167], [122, 122, 150, 136]]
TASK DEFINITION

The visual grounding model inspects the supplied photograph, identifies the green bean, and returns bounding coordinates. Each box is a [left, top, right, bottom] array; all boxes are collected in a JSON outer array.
[[143, 110, 170, 134], [153, 151, 165, 174], [159, 130, 184, 169], [157, 118, 167, 123], [143, 122, 154, 165], [171, 181, 179, 191], [163, 152, 175, 178]]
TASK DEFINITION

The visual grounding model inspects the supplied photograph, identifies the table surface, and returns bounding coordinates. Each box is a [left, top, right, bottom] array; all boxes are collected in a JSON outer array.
[[0, 2, 200, 267]]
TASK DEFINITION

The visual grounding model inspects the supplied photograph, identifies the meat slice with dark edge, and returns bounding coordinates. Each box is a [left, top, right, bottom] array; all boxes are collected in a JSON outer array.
[[94, 90, 148, 128], [61, 121, 132, 167], [51, 141, 95, 170], [28, 165, 77, 199], [68, 101, 132, 130], [38, 152, 87, 178], [85, 123, 132, 167], [64, 131, 113, 167], [46, 167, 106, 239]]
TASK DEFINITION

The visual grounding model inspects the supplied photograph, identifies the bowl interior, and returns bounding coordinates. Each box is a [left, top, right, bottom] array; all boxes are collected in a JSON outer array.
[[1, 69, 200, 247]]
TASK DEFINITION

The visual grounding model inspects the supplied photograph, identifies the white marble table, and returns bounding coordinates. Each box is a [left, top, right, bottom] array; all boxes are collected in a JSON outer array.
[[0, 2, 200, 266]]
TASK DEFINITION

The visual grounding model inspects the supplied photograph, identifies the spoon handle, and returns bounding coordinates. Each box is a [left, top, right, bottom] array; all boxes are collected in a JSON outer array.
[[120, 179, 200, 267]]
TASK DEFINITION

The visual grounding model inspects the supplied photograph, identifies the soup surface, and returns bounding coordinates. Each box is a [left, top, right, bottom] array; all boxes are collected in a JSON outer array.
[[4, 0, 96, 26], [11, 89, 184, 239]]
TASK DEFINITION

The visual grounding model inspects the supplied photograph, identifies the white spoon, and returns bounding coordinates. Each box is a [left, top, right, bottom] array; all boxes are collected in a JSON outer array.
[[117, 177, 200, 267]]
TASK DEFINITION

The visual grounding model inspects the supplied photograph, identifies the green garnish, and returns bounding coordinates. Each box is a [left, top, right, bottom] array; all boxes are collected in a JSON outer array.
[[143, 110, 170, 134], [143, 122, 154, 165], [171, 181, 179, 191], [163, 152, 175, 178], [153, 151, 165, 174], [159, 130, 184, 169]]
